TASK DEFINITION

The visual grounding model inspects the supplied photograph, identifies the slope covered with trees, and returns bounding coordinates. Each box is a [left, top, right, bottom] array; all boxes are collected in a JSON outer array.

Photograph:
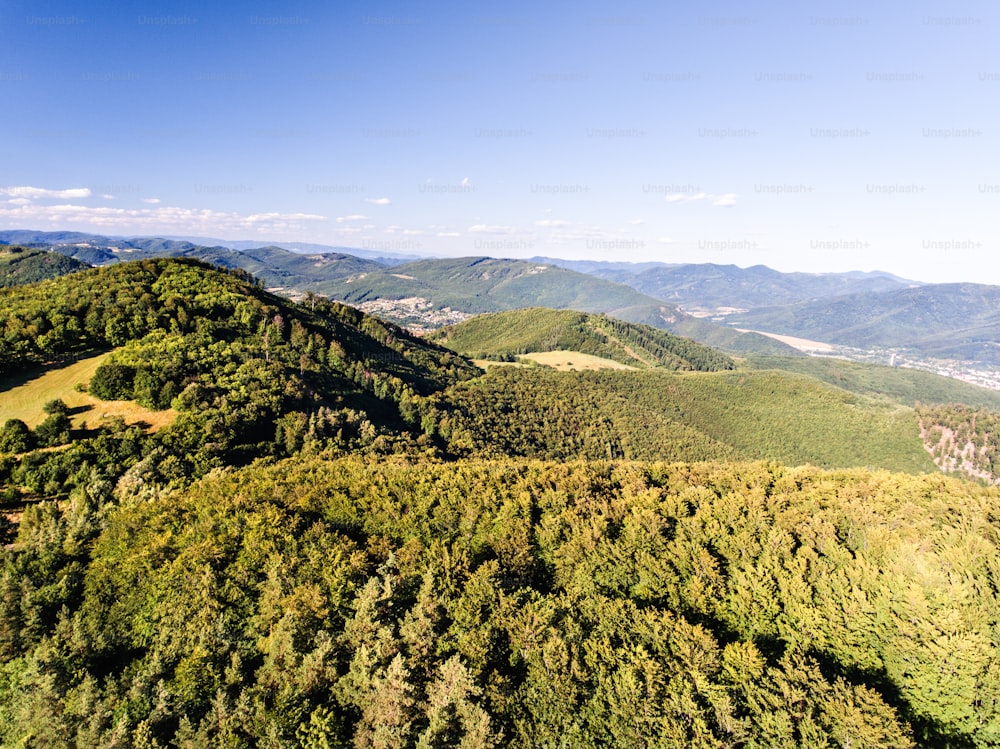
[[0, 258, 477, 498], [1, 457, 997, 746], [918, 404, 1000, 483], [749, 355, 1000, 409], [3, 257, 1000, 748], [0, 246, 89, 288], [426, 367, 936, 472], [429, 308, 735, 371], [334, 256, 651, 311]]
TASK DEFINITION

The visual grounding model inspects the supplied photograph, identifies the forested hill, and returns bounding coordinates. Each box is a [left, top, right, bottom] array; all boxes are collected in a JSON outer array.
[[424, 367, 937, 473], [429, 307, 735, 371], [0, 258, 477, 480], [0, 245, 90, 287]]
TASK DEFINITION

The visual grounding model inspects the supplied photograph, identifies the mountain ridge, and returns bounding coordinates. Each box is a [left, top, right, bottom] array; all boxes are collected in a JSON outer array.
[[730, 282, 1000, 364]]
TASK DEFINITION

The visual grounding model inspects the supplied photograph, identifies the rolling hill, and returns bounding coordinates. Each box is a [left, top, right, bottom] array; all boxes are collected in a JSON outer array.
[[2, 231, 800, 356], [0, 231, 796, 355], [328, 256, 797, 355], [0, 230, 385, 296], [332, 256, 667, 314], [426, 366, 935, 472], [428, 308, 735, 371], [0, 259, 953, 490], [748, 354, 1000, 409], [0, 257, 478, 486], [730, 283, 1000, 364], [0, 245, 90, 287], [535, 257, 917, 313]]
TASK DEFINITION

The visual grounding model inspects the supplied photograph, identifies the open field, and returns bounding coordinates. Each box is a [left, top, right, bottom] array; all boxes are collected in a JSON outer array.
[[518, 350, 638, 371], [734, 328, 836, 352], [0, 353, 176, 431]]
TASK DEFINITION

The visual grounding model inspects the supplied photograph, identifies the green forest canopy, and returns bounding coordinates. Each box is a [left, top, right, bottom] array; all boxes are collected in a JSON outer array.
[[2, 457, 998, 747], [2, 259, 1000, 747]]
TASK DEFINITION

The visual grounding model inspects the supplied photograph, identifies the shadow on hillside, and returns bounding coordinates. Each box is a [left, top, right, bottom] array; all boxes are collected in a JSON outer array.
[[0, 366, 49, 393], [0, 352, 106, 393], [809, 650, 977, 749], [676, 603, 975, 748]]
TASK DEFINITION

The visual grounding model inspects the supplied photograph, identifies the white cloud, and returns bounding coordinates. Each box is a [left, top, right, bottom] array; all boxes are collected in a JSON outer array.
[[460, 177, 472, 188], [665, 192, 737, 207], [534, 219, 570, 228], [0, 201, 327, 236], [365, 197, 392, 205], [0, 186, 91, 200], [101, 194, 115, 200], [336, 214, 369, 223], [142, 197, 161, 204], [657, 237, 676, 244], [7, 198, 31, 206], [402, 229, 425, 236], [468, 224, 518, 234], [436, 231, 461, 237], [246, 211, 326, 222], [628, 219, 645, 225]]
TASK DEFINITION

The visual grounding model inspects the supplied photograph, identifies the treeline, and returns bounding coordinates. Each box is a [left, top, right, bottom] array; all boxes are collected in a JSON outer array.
[[918, 403, 1000, 483], [1, 457, 997, 746]]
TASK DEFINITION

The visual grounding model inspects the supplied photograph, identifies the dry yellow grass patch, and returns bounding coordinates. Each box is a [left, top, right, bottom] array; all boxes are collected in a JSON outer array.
[[518, 351, 637, 371], [0, 353, 177, 431]]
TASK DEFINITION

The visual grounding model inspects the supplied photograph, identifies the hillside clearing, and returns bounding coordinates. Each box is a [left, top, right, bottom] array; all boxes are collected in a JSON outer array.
[[519, 350, 637, 370], [0, 353, 176, 431], [734, 328, 836, 352]]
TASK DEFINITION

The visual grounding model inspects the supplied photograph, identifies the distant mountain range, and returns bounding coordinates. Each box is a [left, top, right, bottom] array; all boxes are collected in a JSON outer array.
[[0, 230, 383, 296], [5, 229, 999, 366], [0, 231, 796, 357], [533, 257, 919, 313], [154, 235, 418, 265], [730, 283, 1000, 364]]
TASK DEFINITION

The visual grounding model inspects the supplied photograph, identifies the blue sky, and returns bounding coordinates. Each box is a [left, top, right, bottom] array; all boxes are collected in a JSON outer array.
[[1, 0, 996, 283]]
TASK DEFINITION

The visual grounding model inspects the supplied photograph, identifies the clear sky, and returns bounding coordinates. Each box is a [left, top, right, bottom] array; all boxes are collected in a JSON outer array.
[[1, 0, 996, 283]]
